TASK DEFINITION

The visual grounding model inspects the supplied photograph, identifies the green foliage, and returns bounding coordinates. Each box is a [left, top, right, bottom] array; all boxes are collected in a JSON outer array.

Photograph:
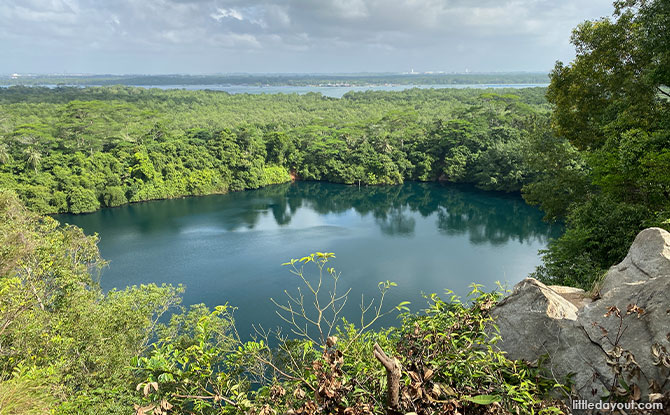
[[0, 371, 56, 415], [0, 86, 552, 214], [520, 121, 591, 220], [133, 305, 247, 415], [531, 195, 651, 289], [261, 166, 291, 186], [390, 286, 566, 414], [102, 185, 128, 207], [0, 190, 183, 414], [67, 185, 100, 213], [537, 0, 670, 288], [132, 255, 566, 415]]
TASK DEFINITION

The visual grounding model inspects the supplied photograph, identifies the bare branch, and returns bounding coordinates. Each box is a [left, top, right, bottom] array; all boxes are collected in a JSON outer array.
[[373, 343, 401, 414]]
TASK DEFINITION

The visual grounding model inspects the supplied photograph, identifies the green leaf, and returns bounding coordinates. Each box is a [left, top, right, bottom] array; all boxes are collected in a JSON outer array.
[[464, 395, 502, 405]]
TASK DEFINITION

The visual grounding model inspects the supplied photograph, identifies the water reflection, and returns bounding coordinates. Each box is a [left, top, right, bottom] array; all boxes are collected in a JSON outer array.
[[376, 207, 416, 237], [58, 182, 560, 245], [54, 181, 562, 337]]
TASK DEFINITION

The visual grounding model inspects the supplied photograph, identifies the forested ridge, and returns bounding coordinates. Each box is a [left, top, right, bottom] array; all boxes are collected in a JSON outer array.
[[0, 0, 669, 413], [0, 86, 551, 216]]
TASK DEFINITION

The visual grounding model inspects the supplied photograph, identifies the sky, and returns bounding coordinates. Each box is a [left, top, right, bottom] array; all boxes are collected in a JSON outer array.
[[0, 0, 615, 75]]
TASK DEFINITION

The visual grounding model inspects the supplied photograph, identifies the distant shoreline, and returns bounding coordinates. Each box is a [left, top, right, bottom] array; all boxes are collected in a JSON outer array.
[[0, 83, 549, 98], [0, 72, 550, 87]]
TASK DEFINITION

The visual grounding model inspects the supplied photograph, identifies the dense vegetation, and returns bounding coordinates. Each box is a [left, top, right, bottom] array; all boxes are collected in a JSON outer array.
[[0, 72, 549, 87], [529, 0, 670, 288], [0, 0, 669, 413], [0, 190, 183, 414], [0, 86, 549, 215]]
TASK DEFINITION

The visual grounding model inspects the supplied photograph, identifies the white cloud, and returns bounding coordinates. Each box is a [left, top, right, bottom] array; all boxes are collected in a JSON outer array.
[[211, 8, 244, 22], [0, 0, 615, 73]]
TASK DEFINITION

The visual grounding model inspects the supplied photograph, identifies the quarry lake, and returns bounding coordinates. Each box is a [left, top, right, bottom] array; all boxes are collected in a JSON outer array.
[[55, 182, 562, 336]]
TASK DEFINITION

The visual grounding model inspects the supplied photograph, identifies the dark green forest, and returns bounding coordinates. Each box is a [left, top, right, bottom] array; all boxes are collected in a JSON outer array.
[[0, 85, 549, 215], [0, 0, 668, 414]]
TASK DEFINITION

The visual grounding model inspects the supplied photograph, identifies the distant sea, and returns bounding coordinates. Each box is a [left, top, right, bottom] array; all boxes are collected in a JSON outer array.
[[1, 83, 549, 98]]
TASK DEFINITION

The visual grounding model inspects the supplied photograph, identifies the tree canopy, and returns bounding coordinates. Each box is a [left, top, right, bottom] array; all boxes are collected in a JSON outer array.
[[533, 0, 670, 287], [0, 87, 551, 214]]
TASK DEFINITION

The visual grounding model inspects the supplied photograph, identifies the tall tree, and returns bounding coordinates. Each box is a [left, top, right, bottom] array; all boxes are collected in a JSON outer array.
[[23, 147, 41, 173], [547, 0, 670, 209], [535, 0, 670, 288]]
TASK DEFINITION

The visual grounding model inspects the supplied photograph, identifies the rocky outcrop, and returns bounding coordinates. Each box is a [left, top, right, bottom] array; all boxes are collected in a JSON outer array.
[[491, 279, 613, 399], [492, 227, 670, 403]]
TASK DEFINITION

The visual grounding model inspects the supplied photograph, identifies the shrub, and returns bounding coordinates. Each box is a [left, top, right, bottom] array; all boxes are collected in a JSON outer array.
[[67, 186, 100, 213], [133, 254, 567, 415]]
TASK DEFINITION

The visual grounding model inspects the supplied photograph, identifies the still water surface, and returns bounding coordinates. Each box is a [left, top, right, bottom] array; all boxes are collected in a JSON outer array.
[[56, 182, 561, 336]]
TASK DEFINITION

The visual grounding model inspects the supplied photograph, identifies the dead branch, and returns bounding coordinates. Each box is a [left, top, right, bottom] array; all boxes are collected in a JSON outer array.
[[373, 342, 401, 415]]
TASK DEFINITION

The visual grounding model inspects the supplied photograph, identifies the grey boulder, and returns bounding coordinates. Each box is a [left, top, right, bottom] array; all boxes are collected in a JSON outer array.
[[491, 227, 670, 402]]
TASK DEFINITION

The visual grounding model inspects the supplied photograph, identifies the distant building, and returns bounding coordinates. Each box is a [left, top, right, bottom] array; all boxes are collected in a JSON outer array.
[[10, 73, 20, 79]]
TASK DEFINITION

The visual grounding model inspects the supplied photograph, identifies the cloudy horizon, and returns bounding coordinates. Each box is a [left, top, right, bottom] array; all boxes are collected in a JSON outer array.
[[1, 0, 615, 75]]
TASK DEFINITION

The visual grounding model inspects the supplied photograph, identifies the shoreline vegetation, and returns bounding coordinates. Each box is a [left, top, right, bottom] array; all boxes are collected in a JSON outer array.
[[0, 0, 668, 413], [0, 86, 550, 216], [0, 86, 552, 216]]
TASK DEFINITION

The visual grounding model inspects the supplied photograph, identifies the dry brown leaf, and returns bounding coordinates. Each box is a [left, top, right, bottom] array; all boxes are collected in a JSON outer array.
[[423, 368, 434, 381], [631, 384, 641, 401]]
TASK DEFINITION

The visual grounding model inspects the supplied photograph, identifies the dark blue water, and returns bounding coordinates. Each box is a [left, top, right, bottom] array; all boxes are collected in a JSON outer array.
[[56, 182, 561, 337]]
